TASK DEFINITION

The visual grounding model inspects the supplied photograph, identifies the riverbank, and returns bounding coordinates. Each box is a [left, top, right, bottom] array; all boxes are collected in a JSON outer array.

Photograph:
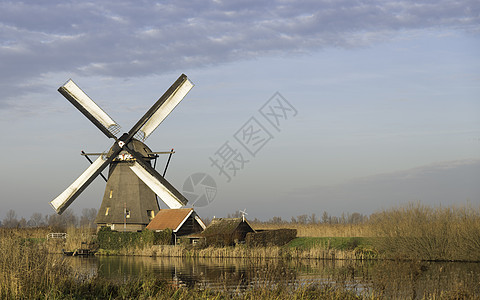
[[2, 230, 479, 299], [55, 202, 480, 262], [8, 202, 480, 262], [95, 237, 377, 261]]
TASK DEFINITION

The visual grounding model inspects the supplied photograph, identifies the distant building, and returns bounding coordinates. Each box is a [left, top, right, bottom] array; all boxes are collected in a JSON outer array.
[[146, 208, 206, 242], [201, 218, 255, 246]]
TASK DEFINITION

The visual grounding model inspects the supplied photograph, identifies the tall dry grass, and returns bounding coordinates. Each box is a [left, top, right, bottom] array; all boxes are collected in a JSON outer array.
[[0, 228, 71, 298], [64, 226, 96, 251], [96, 244, 367, 261], [370, 202, 480, 261]]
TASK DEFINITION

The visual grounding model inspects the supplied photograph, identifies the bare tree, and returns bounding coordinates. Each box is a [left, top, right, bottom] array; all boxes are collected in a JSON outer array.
[[251, 217, 261, 224], [348, 212, 364, 224], [29, 212, 44, 227], [18, 218, 27, 228], [3, 209, 19, 228], [80, 208, 97, 228], [341, 212, 347, 224], [46, 209, 78, 230], [296, 214, 308, 224], [321, 211, 330, 224], [269, 216, 284, 224], [309, 213, 317, 224], [227, 210, 242, 218], [202, 216, 212, 226]]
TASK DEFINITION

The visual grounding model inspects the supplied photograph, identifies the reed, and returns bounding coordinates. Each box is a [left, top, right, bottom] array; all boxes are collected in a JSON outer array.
[[64, 226, 96, 251], [169, 245, 362, 261], [94, 243, 370, 261], [0, 228, 72, 299], [370, 202, 480, 261]]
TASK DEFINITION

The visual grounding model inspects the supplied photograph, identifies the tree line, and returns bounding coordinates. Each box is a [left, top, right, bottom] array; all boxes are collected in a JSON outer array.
[[0, 208, 97, 229], [2, 208, 368, 229], [227, 210, 368, 225]]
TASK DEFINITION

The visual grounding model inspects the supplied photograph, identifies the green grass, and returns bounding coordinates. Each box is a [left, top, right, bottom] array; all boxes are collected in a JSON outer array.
[[286, 237, 372, 250]]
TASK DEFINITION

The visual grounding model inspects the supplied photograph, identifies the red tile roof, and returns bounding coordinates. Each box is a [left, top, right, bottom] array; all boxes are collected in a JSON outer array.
[[146, 208, 193, 232]]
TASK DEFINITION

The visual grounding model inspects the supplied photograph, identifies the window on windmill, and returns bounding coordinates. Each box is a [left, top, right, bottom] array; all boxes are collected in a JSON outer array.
[[105, 207, 110, 216], [109, 190, 113, 199], [147, 210, 154, 220], [126, 210, 131, 218]]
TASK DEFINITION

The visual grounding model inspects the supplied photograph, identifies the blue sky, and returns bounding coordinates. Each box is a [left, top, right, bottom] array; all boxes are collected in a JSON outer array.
[[0, 0, 479, 220]]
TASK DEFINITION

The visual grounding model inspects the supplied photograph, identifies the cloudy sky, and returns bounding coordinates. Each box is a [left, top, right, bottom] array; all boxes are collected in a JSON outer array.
[[1, 0, 479, 221]]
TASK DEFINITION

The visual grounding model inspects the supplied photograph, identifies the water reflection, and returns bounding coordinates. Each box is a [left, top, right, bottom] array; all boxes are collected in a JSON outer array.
[[94, 256, 298, 289], [65, 255, 480, 297]]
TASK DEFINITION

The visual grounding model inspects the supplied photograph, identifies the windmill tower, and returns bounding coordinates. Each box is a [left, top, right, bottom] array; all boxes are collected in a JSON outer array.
[[50, 74, 194, 231], [94, 140, 161, 231]]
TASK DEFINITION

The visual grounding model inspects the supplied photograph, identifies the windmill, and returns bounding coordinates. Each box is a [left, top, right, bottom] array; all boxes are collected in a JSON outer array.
[[240, 209, 248, 222], [50, 74, 194, 231]]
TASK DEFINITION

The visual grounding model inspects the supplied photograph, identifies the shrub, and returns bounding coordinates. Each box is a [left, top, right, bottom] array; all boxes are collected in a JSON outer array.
[[246, 229, 297, 247], [96, 227, 172, 250]]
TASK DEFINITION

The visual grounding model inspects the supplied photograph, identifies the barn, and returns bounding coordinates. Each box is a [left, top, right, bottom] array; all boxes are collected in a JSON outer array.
[[201, 218, 255, 246], [146, 208, 206, 242]]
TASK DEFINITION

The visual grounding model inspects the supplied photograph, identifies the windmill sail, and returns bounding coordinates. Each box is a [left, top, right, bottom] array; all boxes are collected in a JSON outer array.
[[50, 155, 109, 214], [139, 77, 193, 140], [126, 74, 194, 141], [59, 79, 121, 138], [129, 161, 187, 209]]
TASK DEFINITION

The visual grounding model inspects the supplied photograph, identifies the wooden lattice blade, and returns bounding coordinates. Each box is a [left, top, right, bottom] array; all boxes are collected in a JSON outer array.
[[58, 79, 121, 139], [128, 74, 194, 141], [50, 155, 111, 214], [129, 161, 187, 209]]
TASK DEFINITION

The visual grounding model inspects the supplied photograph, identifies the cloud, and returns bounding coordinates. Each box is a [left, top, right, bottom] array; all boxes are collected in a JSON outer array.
[[0, 0, 478, 108], [291, 159, 480, 215]]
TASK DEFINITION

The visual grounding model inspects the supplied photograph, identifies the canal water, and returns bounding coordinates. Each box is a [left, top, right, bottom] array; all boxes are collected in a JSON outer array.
[[66, 255, 480, 298]]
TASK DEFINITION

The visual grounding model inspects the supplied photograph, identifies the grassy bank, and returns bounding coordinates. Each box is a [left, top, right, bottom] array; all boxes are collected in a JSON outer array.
[[95, 238, 376, 261]]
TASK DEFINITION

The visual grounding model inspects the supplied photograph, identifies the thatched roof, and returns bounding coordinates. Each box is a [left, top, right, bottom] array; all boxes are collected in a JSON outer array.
[[201, 218, 254, 236]]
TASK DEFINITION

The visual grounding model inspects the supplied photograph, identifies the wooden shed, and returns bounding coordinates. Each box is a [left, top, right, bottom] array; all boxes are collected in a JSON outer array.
[[201, 218, 255, 246], [146, 208, 206, 240]]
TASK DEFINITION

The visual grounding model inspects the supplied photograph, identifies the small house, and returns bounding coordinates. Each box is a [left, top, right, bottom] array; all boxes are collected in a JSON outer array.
[[201, 217, 255, 246], [146, 208, 206, 243]]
